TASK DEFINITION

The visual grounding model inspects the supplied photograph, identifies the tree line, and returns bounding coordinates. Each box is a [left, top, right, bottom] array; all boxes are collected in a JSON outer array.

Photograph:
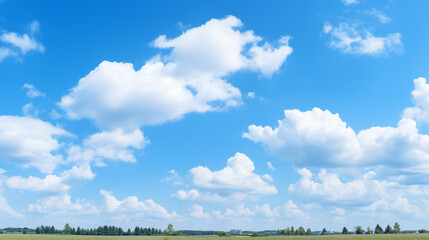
[[277, 226, 312, 235], [36, 224, 163, 236], [323, 222, 402, 235]]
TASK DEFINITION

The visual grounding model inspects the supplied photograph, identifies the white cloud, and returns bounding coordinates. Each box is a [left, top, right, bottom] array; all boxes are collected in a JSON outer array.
[[22, 103, 39, 117], [403, 77, 429, 124], [22, 83, 45, 98], [28, 194, 99, 215], [267, 161, 275, 171], [100, 190, 177, 219], [243, 108, 361, 168], [224, 201, 305, 219], [280, 200, 306, 218], [6, 175, 70, 194], [262, 174, 273, 182], [189, 152, 277, 196], [365, 9, 391, 24], [172, 189, 227, 202], [189, 204, 211, 218], [288, 168, 429, 215], [60, 163, 96, 181], [0, 20, 44, 61], [244, 107, 429, 181], [360, 196, 420, 215], [59, 16, 291, 130], [0, 195, 23, 218], [254, 203, 277, 218], [0, 47, 15, 61], [225, 204, 255, 217], [342, 0, 358, 5], [164, 169, 183, 185], [0, 116, 69, 173], [323, 22, 401, 56], [289, 168, 367, 202], [67, 128, 147, 165], [331, 207, 346, 216], [247, 92, 255, 99]]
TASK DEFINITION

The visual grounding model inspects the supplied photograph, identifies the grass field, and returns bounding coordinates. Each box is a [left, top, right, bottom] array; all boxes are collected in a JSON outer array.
[[1, 235, 429, 240]]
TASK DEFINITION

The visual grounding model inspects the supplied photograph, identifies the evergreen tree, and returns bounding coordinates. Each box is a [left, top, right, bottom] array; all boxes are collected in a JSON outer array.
[[127, 229, 131, 235], [374, 224, 383, 234], [385, 225, 392, 234], [321, 228, 328, 235], [306, 228, 312, 235], [342, 227, 349, 234], [134, 226, 140, 235]]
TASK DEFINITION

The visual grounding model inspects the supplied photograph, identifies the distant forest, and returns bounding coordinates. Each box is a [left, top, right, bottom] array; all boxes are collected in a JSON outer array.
[[1, 222, 428, 236]]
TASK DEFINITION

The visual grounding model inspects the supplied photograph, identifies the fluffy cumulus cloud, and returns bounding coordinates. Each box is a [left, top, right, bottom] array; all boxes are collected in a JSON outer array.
[[403, 77, 429, 124], [100, 190, 177, 219], [28, 194, 99, 215], [243, 108, 361, 168], [0, 116, 69, 173], [244, 107, 429, 181], [289, 168, 427, 214], [0, 20, 44, 61], [67, 128, 147, 165], [59, 16, 291, 130], [254, 201, 306, 218], [189, 204, 211, 218], [6, 175, 70, 194], [323, 22, 401, 56], [189, 152, 277, 197]]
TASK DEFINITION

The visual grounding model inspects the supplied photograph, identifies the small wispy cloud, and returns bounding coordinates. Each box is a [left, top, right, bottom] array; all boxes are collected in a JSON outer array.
[[22, 83, 45, 98], [0, 20, 44, 61], [323, 22, 401, 56], [364, 8, 392, 24]]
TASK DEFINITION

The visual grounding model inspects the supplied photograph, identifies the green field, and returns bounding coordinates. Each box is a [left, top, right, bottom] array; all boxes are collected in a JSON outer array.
[[1, 235, 429, 240]]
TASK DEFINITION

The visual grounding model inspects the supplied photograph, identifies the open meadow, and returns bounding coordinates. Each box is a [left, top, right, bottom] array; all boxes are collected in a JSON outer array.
[[2, 235, 429, 240]]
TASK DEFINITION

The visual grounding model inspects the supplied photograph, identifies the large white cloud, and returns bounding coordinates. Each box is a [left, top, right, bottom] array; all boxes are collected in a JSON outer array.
[[244, 107, 429, 180], [289, 168, 429, 214], [100, 190, 177, 219], [59, 16, 291, 130], [0, 116, 69, 173], [6, 175, 70, 194], [189, 152, 277, 196], [323, 22, 401, 56], [67, 128, 146, 165], [28, 194, 99, 215]]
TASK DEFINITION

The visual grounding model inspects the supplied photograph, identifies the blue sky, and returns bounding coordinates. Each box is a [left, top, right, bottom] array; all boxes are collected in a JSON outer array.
[[1, 0, 429, 232]]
